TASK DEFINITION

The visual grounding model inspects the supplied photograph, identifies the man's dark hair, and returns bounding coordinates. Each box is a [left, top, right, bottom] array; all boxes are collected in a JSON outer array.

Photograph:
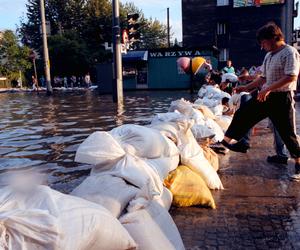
[[210, 72, 222, 85], [256, 22, 284, 43], [222, 97, 230, 105]]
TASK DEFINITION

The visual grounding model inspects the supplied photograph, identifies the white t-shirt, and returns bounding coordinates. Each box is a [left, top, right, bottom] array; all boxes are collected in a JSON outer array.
[[261, 44, 300, 92]]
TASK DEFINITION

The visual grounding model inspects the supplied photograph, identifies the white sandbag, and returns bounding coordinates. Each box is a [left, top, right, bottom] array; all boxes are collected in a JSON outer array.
[[204, 118, 224, 143], [0, 185, 137, 250], [215, 115, 232, 132], [221, 72, 238, 83], [146, 155, 179, 181], [211, 104, 224, 116], [71, 174, 139, 218], [191, 109, 205, 125], [191, 124, 215, 140], [120, 199, 185, 250], [202, 97, 219, 108], [151, 111, 185, 125], [75, 131, 124, 167], [98, 154, 164, 197], [149, 122, 180, 143], [169, 98, 194, 117], [179, 144, 224, 190], [110, 124, 177, 159], [155, 187, 173, 211]]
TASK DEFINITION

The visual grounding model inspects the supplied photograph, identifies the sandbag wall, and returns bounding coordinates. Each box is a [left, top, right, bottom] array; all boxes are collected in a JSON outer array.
[[0, 85, 229, 250]]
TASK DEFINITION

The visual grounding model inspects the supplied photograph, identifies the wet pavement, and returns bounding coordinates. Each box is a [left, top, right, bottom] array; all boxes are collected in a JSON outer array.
[[1, 90, 300, 249], [171, 119, 300, 249]]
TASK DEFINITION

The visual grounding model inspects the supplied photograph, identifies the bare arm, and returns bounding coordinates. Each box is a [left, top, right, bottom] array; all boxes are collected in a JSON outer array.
[[257, 75, 297, 102], [235, 76, 266, 93]]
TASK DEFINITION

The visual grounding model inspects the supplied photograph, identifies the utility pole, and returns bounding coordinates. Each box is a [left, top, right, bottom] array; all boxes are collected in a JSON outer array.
[[167, 7, 170, 48], [40, 0, 53, 95], [112, 0, 123, 105]]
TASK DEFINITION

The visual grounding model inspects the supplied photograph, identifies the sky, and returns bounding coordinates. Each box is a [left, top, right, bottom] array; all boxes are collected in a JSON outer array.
[[1, 0, 300, 43], [0, 0, 183, 41]]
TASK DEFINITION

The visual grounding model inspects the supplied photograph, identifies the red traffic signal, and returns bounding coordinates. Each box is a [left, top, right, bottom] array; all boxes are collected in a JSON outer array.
[[127, 13, 139, 24]]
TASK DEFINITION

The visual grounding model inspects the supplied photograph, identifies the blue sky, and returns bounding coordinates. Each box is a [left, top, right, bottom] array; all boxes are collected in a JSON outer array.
[[0, 0, 183, 41], [0, 0, 299, 43]]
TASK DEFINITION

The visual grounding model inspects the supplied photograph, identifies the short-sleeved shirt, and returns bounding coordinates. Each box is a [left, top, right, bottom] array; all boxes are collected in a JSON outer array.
[[261, 44, 300, 92], [222, 66, 235, 74]]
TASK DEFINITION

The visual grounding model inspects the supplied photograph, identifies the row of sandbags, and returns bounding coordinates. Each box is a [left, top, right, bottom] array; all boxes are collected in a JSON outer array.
[[0, 92, 227, 250]]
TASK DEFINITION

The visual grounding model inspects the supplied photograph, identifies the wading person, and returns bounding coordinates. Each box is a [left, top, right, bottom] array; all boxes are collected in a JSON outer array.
[[221, 22, 300, 180]]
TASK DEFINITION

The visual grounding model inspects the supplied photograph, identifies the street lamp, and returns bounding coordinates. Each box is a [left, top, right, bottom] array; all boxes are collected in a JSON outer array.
[[112, 0, 123, 104], [40, 0, 53, 95]]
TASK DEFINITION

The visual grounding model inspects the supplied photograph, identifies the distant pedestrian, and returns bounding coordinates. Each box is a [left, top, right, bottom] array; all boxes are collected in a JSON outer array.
[[71, 75, 76, 88], [222, 59, 235, 74], [63, 77, 68, 88], [84, 73, 91, 88], [31, 75, 38, 91]]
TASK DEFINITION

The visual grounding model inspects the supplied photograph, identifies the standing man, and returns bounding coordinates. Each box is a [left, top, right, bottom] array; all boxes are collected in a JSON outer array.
[[221, 22, 300, 180], [222, 59, 235, 74]]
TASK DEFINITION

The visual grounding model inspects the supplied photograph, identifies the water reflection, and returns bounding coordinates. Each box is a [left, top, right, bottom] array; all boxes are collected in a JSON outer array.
[[0, 90, 195, 192]]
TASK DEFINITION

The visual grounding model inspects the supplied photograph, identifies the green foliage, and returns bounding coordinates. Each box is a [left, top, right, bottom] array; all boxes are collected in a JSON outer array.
[[18, 0, 169, 76], [48, 31, 90, 76], [0, 30, 31, 80]]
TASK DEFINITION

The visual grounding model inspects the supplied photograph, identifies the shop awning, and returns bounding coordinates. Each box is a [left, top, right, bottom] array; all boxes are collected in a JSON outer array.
[[122, 50, 148, 62]]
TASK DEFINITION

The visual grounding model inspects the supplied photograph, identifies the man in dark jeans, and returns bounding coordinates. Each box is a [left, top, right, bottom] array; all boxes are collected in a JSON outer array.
[[221, 22, 300, 180]]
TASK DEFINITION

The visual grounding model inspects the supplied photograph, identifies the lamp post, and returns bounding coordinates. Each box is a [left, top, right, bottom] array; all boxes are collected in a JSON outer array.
[[40, 0, 53, 95], [112, 0, 123, 104]]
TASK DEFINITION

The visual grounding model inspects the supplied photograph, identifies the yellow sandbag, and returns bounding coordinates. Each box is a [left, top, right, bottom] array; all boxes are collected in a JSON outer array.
[[202, 146, 219, 171], [215, 117, 230, 131], [164, 165, 216, 208]]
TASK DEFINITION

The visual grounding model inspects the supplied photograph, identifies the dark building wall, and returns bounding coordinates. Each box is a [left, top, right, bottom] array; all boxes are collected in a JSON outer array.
[[182, 0, 295, 69]]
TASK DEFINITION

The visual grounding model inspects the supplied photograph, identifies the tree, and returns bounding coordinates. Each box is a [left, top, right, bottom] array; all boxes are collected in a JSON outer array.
[[47, 31, 90, 76], [0, 30, 31, 81]]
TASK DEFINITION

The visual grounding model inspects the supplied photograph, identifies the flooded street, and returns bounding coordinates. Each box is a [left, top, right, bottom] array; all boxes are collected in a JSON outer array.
[[0, 90, 195, 192], [1, 90, 300, 248]]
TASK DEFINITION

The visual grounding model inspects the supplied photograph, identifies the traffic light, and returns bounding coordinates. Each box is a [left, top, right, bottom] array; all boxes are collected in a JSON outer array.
[[127, 13, 140, 43]]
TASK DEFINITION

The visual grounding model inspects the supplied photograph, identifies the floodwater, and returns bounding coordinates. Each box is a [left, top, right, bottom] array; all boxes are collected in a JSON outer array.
[[0, 90, 195, 192]]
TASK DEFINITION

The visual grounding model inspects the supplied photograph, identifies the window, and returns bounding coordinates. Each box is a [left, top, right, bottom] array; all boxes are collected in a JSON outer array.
[[217, 22, 227, 35], [219, 48, 229, 62], [217, 0, 229, 6]]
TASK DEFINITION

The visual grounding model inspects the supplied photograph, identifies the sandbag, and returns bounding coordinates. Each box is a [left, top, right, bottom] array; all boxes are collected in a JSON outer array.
[[204, 118, 224, 143], [110, 124, 177, 159], [75, 131, 124, 167], [202, 146, 219, 171], [99, 154, 164, 197], [151, 111, 185, 125], [164, 165, 216, 208], [215, 115, 232, 132], [196, 105, 216, 120], [179, 143, 224, 190], [155, 187, 173, 211], [120, 200, 185, 250], [169, 99, 194, 117], [0, 185, 137, 250], [71, 174, 139, 218]]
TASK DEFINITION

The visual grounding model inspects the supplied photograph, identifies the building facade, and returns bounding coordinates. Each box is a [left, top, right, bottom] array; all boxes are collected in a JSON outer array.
[[182, 0, 297, 69]]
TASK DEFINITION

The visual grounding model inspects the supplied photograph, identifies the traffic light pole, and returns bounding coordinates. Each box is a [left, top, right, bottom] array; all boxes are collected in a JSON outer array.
[[167, 7, 170, 48], [112, 0, 123, 105], [40, 0, 53, 95]]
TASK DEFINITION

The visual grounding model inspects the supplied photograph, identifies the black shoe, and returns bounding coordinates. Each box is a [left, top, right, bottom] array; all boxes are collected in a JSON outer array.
[[221, 139, 250, 153], [267, 155, 288, 165]]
